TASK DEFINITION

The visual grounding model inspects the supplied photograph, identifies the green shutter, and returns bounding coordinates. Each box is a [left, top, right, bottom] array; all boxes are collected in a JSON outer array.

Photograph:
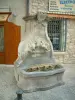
[[60, 19, 66, 51]]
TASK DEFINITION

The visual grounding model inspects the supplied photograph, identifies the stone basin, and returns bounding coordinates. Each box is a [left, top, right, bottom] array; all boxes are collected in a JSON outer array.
[[14, 64, 65, 91]]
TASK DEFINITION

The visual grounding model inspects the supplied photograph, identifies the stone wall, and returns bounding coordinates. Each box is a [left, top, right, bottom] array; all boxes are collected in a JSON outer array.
[[29, 0, 49, 15]]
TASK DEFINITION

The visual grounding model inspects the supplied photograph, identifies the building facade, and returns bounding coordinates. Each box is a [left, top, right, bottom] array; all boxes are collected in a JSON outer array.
[[0, 0, 75, 64]]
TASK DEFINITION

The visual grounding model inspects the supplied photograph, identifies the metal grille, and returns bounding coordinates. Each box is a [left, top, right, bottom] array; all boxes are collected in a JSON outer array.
[[48, 19, 61, 50]]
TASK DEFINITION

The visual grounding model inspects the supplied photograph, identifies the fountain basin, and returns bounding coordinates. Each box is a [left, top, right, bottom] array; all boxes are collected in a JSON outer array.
[[14, 66, 65, 91]]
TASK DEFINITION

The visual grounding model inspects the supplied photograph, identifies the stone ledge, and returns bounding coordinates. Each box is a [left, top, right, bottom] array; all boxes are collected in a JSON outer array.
[[19, 68, 65, 78], [23, 15, 37, 21], [23, 14, 53, 21], [54, 52, 66, 55]]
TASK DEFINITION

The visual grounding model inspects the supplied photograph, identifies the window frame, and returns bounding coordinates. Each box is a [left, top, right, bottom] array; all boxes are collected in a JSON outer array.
[[47, 18, 67, 52]]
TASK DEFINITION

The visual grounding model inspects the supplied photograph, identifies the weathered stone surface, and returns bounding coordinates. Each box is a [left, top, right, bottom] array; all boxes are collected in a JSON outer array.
[[14, 16, 55, 68], [14, 67, 65, 91], [29, 0, 48, 15], [14, 16, 64, 91]]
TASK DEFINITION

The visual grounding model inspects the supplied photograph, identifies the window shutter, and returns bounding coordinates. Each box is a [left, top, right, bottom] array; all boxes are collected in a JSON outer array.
[[60, 19, 66, 51]]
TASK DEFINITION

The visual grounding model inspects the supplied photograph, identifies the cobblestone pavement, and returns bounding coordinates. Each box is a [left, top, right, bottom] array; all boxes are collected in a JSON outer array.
[[0, 64, 75, 100]]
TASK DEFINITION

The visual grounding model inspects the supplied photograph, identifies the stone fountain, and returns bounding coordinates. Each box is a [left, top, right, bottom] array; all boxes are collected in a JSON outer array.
[[14, 12, 65, 91]]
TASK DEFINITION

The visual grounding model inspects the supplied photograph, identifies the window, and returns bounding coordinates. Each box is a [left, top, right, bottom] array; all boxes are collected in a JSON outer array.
[[47, 18, 67, 52], [0, 26, 4, 52]]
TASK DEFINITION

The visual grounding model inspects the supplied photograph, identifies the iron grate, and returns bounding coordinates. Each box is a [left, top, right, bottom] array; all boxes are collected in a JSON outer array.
[[47, 19, 62, 50]]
